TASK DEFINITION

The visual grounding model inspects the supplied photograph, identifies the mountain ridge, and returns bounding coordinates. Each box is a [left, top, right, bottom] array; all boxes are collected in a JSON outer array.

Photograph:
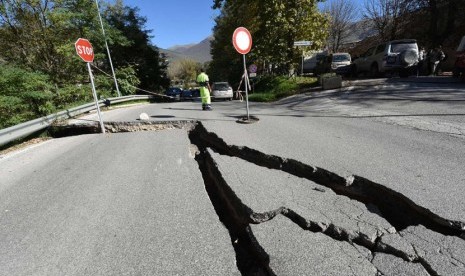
[[160, 36, 213, 63], [159, 20, 375, 63]]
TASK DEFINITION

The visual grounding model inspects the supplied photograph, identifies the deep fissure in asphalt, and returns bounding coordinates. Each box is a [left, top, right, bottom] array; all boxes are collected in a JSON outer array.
[[49, 120, 463, 275], [188, 122, 464, 237], [189, 134, 276, 276], [188, 121, 459, 275]]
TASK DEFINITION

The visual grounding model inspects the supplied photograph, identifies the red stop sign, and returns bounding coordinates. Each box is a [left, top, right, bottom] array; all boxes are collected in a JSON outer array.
[[75, 38, 94, 62]]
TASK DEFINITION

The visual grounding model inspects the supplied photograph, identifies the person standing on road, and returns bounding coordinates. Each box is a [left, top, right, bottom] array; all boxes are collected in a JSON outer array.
[[428, 46, 445, 76], [417, 47, 426, 76], [196, 68, 212, 110]]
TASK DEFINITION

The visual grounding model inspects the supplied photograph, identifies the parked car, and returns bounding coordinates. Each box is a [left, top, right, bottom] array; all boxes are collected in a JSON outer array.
[[191, 89, 200, 98], [165, 87, 182, 98], [211, 82, 233, 100], [180, 88, 200, 100], [303, 51, 327, 74], [314, 53, 352, 76], [352, 39, 419, 78], [180, 89, 192, 99], [453, 36, 465, 79]]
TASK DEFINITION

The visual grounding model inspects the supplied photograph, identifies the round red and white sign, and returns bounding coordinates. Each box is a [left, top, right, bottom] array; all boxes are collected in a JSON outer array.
[[232, 27, 252, 55], [75, 38, 94, 63]]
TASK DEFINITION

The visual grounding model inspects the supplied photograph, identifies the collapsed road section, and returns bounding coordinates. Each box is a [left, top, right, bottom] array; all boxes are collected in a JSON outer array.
[[188, 121, 465, 276], [49, 120, 465, 275]]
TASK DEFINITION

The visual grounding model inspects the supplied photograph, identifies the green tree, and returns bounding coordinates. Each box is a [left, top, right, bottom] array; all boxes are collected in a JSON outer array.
[[104, 0, 169, 91], [0, 0, 111, 83], [256, 0, 329, 73], [0, 64, 54, 128], [168, 59, 202, 88], [210, 0, 329, 83], [0, 0, 146, 128], [209, 0, 258, 84]]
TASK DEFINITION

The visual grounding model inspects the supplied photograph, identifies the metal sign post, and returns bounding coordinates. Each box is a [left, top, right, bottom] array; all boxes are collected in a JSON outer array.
[[87, 63, 106, 134], [75, 38, 105, 134], [233, 27, 253, 121], [294, 41, 313, 75], [243, 54, 250, 120]]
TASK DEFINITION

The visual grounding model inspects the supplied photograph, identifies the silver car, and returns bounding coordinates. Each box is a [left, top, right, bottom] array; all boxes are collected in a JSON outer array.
[[314, 53, 352, 76], [211, 82, 233, 100], [353, 39, 419, 78]]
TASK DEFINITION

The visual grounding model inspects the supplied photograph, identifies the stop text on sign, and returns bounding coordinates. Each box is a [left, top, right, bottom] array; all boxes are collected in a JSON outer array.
[[76, 45, 93, 56], [75, 38, 94, 63]]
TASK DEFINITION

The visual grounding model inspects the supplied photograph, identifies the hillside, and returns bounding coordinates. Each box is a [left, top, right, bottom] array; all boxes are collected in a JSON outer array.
[[160, 36, 213, 63]]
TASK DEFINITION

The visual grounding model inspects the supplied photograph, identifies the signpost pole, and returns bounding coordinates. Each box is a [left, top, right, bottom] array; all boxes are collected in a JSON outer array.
[[243, 54, 250, 120], [233, 27, 253, 122], [87, 63, 106, 134], [294, 41, 313, 76], [301, 50, 304, 75]]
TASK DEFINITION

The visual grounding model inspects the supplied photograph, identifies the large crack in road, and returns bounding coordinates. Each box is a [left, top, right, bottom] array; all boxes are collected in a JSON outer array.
[[188, 122, 464, 235], [50, 120, 465, 275], [187, 121, 465, 276]]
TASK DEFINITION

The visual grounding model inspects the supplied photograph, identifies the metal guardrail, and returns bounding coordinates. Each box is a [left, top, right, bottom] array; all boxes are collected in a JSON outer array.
[[0, 95, 152, 147]]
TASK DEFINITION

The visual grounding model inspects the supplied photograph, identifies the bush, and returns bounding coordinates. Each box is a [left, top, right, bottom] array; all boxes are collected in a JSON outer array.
[[93, 65, 141, 97], [53, 84, 94, 110], [248, 75, 317, 102], [0, 65, 55, 128]]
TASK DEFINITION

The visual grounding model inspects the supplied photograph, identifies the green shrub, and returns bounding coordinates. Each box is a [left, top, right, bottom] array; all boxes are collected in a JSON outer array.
[[248, 75, 317, 102], [0, 65, 55, 128], [53, 84, 94, 110], [92, 65, 141, 97], [116, 66, 141, 96]]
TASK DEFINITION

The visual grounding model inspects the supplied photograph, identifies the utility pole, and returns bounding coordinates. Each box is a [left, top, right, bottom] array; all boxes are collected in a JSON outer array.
[[95, 0, 121, 97]]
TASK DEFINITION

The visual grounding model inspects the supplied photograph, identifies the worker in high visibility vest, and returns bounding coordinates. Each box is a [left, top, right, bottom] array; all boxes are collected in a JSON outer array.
[[196, 68, 212, 110]]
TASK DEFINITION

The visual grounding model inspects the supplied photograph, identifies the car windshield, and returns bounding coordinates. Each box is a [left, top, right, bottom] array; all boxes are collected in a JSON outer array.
[[390, 43, 417, 53], [332, 54, 350, 62], [214, 83, 229, 90]]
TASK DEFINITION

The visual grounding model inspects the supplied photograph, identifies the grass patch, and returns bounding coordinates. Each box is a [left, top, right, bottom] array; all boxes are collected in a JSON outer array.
[[248, 76, 317, 102]]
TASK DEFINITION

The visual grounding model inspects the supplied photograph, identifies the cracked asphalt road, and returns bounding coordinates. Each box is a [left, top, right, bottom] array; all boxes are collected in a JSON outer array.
[[1, 77, 464, 275]]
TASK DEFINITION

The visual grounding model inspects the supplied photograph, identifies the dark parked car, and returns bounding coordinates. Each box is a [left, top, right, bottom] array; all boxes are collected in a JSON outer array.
[[180, 88, 200, 100], [165, 87, 182, 98]]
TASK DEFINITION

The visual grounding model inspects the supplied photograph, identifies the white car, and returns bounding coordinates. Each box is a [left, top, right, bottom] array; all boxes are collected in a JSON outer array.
[[353, 39, 419, 78], [211, 82, 233, 100]]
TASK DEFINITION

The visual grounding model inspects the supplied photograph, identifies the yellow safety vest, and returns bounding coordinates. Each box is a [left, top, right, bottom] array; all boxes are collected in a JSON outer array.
[[197, 73, 209, 87]]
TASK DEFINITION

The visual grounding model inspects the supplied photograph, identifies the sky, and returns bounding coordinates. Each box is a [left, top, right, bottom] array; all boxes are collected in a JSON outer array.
[[120, 0, 365, 50], [122, 0, 219, 49]]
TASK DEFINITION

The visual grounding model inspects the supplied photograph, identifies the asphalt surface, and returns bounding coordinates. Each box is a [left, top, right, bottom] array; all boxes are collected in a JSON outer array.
[[1, 77, 465, 275], [0, 131, 238, 275]]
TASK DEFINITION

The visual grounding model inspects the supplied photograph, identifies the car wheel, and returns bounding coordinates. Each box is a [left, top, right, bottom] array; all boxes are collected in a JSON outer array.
[[370, 63, 379, 78]]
